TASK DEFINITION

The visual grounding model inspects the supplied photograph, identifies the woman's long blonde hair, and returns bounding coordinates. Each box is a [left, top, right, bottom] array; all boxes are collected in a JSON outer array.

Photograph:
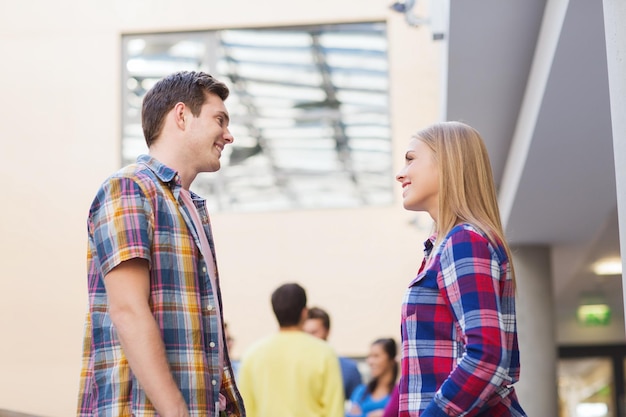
[[415, 121, 515, 281]]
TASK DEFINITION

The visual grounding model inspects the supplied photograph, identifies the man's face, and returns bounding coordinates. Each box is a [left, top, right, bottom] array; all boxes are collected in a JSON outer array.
[[185, 93, 234, 173], [303, 318, 329, 340]]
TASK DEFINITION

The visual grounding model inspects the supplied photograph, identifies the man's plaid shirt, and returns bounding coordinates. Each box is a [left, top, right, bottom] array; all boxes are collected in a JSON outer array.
[[77, 154, 245, 417]]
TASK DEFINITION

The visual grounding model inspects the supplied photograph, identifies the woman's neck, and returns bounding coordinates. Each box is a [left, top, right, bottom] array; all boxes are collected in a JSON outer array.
[[371, 371, 394, 398]]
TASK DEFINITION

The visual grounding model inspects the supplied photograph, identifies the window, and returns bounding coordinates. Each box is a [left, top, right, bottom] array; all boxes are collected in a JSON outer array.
[[122, 23, 392, 212]]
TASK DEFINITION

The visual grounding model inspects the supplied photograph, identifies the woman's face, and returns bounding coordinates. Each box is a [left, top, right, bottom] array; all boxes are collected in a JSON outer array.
[[395, 138, 439, 220], [366, 343, 394, 379]]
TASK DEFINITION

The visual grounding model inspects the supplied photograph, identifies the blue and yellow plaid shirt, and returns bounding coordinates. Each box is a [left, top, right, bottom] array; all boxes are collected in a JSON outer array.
[[77, 154, 245, 417]]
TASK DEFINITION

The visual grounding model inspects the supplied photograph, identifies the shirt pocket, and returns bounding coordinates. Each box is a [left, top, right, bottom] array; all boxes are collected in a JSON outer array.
[[404, 268, 440, 319], [409, 267, 438, 289]]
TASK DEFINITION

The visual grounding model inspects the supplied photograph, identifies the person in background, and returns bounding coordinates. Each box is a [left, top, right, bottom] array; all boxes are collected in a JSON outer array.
[[346, 338, 398, 417], [76, 71, 245, 417], [304, 306, 363, 400], [224, 323, 240, 379], [238, 283, 344, 417], [381, 384, 399, 417], [395, 121, 527, 416]]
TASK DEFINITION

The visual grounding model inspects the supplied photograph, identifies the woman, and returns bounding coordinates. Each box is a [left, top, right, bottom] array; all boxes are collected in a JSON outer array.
[[346, 338, 398, 417], [395, 122, 526, 416]]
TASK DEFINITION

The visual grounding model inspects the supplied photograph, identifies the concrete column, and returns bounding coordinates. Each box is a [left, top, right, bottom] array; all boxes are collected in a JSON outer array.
[[603, 0, 626, 334], [511, 245, 558, 417]]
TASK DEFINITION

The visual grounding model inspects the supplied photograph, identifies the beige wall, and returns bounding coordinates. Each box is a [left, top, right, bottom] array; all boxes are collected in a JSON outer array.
[[0, 1, 441, 415]]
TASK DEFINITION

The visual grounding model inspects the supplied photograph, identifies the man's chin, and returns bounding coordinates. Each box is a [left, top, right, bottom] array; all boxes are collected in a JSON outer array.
[[203, 162, 221, 173]]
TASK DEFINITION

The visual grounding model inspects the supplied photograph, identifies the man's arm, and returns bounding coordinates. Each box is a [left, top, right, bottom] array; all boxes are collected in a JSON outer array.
[[236, 356, 256, 417], [322, 352, 345, 417], [105, 258, 189, 417]]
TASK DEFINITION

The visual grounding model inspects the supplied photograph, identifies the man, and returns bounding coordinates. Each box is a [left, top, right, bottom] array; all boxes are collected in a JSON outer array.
[[237, 283, 344, 417], [304, 306, 363, 401], [224, 322, 240, 379], [77, 71, 245, 417]]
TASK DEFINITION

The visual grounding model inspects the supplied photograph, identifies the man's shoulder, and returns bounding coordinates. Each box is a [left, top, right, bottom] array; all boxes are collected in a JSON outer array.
[[114, 162, 158, 183], [241, 333, 279, 357], [339, 356, 359, 369], [303, 334, 342, 364], [245, 332, 335, 359], [339, 357, 362, 377], [97, 162, 163, 196], [89, 163, 166, 219], [297, 331, 336, 351]]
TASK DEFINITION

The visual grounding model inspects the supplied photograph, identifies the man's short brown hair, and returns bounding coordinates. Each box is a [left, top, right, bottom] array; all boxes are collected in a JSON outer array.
[[141, 71, 229, 147]]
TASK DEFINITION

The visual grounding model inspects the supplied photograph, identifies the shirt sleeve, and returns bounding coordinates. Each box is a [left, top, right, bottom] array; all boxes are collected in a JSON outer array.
[[342, 359, 363, 399], [382, 384, 400, 417], [88, 176, 153, 276], [425, 228, 513, 417], [236, 357, 256, 417], [346, 383, 366, 417], [221, 365, 246, 417], [322, 351, 347, 417]]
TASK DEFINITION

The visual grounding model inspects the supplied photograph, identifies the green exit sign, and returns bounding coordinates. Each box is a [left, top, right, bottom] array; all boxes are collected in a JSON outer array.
[[577, 304, 611, 326]]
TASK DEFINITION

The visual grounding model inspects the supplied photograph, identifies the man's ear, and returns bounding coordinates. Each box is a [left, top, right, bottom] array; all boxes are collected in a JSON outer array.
[[300, 307, 309, 325], [173, 102, 187, 129]]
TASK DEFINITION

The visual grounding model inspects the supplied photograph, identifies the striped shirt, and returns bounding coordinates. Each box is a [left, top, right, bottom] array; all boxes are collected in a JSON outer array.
[[77, 154, 245, 417], [399, 224, 526, 417]]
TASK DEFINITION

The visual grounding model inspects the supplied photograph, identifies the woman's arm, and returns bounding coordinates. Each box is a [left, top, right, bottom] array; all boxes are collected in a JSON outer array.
[[426, 228, 514, 416]]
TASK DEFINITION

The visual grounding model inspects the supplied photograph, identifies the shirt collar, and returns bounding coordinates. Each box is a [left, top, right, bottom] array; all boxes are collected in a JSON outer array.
[[424, 233, 436, 256], [137, 154, 178, 185], [136, 154, 206, 203]]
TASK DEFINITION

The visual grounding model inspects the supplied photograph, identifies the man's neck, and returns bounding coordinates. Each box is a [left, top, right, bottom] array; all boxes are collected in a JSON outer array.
[[279, 325, 302, 332], [149, 147, 196, 190]]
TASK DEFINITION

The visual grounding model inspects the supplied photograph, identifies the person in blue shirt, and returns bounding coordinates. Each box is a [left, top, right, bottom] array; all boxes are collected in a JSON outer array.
[[304, 306, 363, 401], [346, 338, 398, 417]]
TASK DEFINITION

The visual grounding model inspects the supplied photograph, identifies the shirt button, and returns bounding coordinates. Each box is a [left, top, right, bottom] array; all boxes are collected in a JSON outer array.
[[207, 305, 214, 311], [209, 341, 216, 348], [202, 266, 207, 273], [212, 379, 217, 386]]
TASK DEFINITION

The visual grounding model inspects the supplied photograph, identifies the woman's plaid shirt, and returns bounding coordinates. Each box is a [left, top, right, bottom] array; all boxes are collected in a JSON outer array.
[[77, 155, 245, 417], [399, 224, 525, 417]]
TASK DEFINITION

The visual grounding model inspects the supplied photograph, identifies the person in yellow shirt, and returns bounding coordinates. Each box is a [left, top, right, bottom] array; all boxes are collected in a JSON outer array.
[[238, 283, 344, 417]]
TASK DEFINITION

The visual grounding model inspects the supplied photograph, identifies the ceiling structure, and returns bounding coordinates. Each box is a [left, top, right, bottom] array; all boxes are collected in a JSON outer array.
[[122, 23, 393, 212], [444, 0, 623, 339]]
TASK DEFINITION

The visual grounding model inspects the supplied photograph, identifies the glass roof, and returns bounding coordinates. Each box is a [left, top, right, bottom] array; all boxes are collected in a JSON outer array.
[[122, 22, 392, 212]]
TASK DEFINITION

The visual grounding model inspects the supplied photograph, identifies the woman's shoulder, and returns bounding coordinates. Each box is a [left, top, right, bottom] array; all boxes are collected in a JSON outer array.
[[350, 383, 367, 401], [440, 223, 506, 261], [449, 222, 484, 237], [353, 383, 367, 394], [436, 223, 486, 248]]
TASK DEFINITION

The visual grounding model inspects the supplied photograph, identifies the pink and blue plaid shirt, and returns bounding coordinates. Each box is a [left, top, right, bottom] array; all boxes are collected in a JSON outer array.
[[77, 154, 245, 417], [399, 224, 526, 417]]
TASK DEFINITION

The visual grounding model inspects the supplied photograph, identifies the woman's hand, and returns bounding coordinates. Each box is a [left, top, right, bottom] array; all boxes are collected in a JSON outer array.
[[345, 401, 363, 417]]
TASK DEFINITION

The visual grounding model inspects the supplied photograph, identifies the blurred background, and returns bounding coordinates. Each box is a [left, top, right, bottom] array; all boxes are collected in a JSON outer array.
[[0, 1, 624, 416]]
